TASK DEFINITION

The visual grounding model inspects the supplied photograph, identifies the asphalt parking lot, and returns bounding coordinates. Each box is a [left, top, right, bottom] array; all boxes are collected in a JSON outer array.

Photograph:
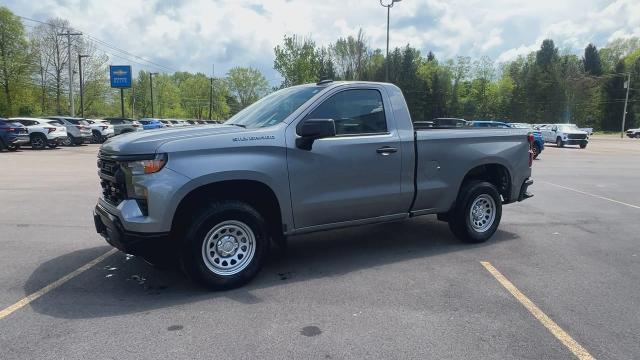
[[0, 137, 638, 359]]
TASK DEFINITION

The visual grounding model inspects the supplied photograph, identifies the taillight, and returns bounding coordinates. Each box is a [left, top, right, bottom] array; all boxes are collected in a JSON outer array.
[[528, 133, 534, 167], [46, 127, 56, 133], [133, 124, 140, 127], [76, 125, 83, 130], [7, 127, 15, 132]]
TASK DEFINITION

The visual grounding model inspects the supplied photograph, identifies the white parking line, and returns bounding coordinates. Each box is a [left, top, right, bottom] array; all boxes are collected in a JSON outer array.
[[541, 181, 640, 210], [0, 248, 117, 321]]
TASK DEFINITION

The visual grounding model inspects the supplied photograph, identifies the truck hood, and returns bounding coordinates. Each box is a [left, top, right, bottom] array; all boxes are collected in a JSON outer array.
[[100, 125, 247, 154]]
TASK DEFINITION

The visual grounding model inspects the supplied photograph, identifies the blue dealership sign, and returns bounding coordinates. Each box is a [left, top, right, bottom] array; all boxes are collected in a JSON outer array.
[[109, 65, 132, 88]]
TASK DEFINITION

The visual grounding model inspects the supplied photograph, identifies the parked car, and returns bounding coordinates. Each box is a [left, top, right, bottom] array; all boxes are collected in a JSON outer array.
[[413, 118, 467, 129], [94, 81, 534, 290], [186, 120, 198, 125], [540, 123, 588, 148], [10, 117, 67, 149], [508, 123, 544, 159], [86, 119, 115, 143], [159, 120, 174, 128], [0, 118, 29, 151], [102, 118, 143, 135], [626, 128, 640, 138], [468, 120, 510, 128], [138, 118, 165, 130], [46, 116, 93, 146]]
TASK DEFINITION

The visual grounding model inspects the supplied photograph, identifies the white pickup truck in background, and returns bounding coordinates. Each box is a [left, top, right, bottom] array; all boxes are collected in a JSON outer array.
[[539, 123, 589, 148]]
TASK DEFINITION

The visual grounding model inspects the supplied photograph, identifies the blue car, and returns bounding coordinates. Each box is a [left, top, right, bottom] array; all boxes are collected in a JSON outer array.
[[138, 118, 165, 130], [468, 120, 544, 159], [0, 118, 29, 151]]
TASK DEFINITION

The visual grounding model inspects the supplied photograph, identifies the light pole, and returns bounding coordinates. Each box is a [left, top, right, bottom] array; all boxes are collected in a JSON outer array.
[[78, 54, 89, 118], [149, 72, 158, 118], [380, 0, 401, 83]]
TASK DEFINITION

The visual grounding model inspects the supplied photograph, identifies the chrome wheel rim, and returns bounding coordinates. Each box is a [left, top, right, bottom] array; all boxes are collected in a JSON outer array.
[[201, 220, 256, 276], [62, 136, 72, 146], [469, 194, 496, 233]]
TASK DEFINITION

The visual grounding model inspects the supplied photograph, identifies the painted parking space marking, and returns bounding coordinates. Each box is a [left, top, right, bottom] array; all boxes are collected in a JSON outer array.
[[0, 248, 117, 321], [541, 181, 640, 210], [481, 261, 595, 360]]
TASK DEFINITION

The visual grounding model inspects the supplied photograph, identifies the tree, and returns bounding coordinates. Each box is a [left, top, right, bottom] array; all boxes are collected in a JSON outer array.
[[331, 29, 370, 80], [225, 67, 268, 108], [583, 43, 602, 76], [0, 7, 31, 115], [601, 61, 627, 131], [273, 35, 320, 87]]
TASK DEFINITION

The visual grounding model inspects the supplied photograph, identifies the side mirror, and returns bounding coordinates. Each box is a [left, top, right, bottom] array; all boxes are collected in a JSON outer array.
[[296, 118, 336, 150]]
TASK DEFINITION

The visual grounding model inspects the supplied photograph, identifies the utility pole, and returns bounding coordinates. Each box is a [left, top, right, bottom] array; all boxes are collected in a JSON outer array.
[[58, 30, 82, 116], [149, 72, 158, 117], [132, 82, 135, 118], [78, 54, 88, 118], [621, 72, 631, 139]]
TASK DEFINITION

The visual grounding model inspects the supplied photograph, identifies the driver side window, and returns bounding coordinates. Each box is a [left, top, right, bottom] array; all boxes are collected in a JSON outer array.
[[305, 89, 387, 136]]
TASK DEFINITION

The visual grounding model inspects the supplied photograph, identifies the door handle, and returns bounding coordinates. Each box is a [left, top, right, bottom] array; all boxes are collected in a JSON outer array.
[[376, 146, 398, 155]]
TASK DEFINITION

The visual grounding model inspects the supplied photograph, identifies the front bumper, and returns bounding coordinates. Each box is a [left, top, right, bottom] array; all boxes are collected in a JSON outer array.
[[563, 139, 588, 145], [93, 203, 169, 256]]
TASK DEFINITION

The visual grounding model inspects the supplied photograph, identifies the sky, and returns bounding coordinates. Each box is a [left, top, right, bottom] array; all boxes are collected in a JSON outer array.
[[4, 0, 640, 84]]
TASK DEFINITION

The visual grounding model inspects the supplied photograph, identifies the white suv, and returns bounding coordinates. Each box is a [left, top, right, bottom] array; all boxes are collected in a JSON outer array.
[[86, 119, 115, 143], [541, 123, 589, 148], [10, 117, 68, 150]]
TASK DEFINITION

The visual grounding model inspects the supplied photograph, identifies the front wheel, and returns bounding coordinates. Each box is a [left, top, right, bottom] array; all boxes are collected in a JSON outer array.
[[579, 142, 587, 149], [62, 135, 73, 146], [448, 181, 502, 243], [180, 201, 268, 290], [31, 134, 47, 150], [556, 137, 564, 148]]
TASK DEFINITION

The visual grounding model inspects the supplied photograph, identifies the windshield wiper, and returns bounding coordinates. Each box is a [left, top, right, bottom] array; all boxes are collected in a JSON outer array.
[[227, 123, 246, 128]]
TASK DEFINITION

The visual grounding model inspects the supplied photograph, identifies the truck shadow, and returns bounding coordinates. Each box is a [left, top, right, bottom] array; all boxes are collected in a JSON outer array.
[[24, 216, 518, 319]]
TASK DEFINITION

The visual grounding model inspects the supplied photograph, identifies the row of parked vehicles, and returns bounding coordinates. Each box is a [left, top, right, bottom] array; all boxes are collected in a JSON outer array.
[[0, 116, 223, 151]]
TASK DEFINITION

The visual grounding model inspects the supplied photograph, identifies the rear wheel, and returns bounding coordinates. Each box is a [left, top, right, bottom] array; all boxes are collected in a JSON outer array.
[[635, 133, 640, 139], [180, 201, 268, 290], [92, 130, 103, 144], [62, 135, 73, 146], [556, 137, 564, 148], [30, 133, 47, 150], [448, 181, 502, 243], [7, 144, 19, 151]]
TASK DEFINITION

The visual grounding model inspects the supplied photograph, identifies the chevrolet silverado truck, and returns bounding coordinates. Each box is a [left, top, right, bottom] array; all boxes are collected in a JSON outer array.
[[94, 81, 534, 290]]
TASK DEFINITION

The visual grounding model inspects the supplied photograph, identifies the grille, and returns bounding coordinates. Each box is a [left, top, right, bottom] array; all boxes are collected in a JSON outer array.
[[567, 133, 586, 140], [98, 154, 126, 205]]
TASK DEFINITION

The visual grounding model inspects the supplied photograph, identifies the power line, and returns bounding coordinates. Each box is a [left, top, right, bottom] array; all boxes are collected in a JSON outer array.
[[17, 14, 178, 73]]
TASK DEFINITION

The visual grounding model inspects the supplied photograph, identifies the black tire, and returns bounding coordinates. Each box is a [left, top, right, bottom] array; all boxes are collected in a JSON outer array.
[[30, 133, 47, 150], [579, 142, 587, 149], [63, 135, 74, 146], [0, 139, 5, 151], [7, 144, 19, 151], [180, 201, 268, 290], [634, 133, 639, 139], [448, 181, 502, 243], [92, 130, 103, 144], [556, 137, 564, 148]]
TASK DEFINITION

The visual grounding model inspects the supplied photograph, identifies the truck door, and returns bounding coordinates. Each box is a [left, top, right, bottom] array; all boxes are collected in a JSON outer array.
[[286, 88, 404, 229]]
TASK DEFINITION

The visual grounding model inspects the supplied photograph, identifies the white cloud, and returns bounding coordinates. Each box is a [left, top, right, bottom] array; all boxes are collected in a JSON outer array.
[[5, 0, 640, 83]]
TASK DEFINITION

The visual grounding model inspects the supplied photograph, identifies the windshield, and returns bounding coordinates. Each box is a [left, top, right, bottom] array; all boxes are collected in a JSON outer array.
[[225, 86, 323, 128], [558, 124, 579, 131]]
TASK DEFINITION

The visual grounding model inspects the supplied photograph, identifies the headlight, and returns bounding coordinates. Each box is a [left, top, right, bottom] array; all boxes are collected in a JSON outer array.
[[122, 153, 167, 175]]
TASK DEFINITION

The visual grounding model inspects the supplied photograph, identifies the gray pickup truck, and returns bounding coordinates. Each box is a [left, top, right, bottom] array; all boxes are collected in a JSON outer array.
[[94, 81, 534, 289]]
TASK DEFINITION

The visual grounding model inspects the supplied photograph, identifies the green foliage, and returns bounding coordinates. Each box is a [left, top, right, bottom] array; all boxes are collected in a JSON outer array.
[[225, 67, 268, 108], [583, 43, 602, 76], [273, 35, 321, 87], [0, 7, 32, 116]]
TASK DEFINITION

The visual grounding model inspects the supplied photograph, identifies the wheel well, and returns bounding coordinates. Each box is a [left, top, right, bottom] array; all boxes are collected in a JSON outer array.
[[30, 132, 45, 139], [171, 180, 283, 239], [460, 164, 511, 202]]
